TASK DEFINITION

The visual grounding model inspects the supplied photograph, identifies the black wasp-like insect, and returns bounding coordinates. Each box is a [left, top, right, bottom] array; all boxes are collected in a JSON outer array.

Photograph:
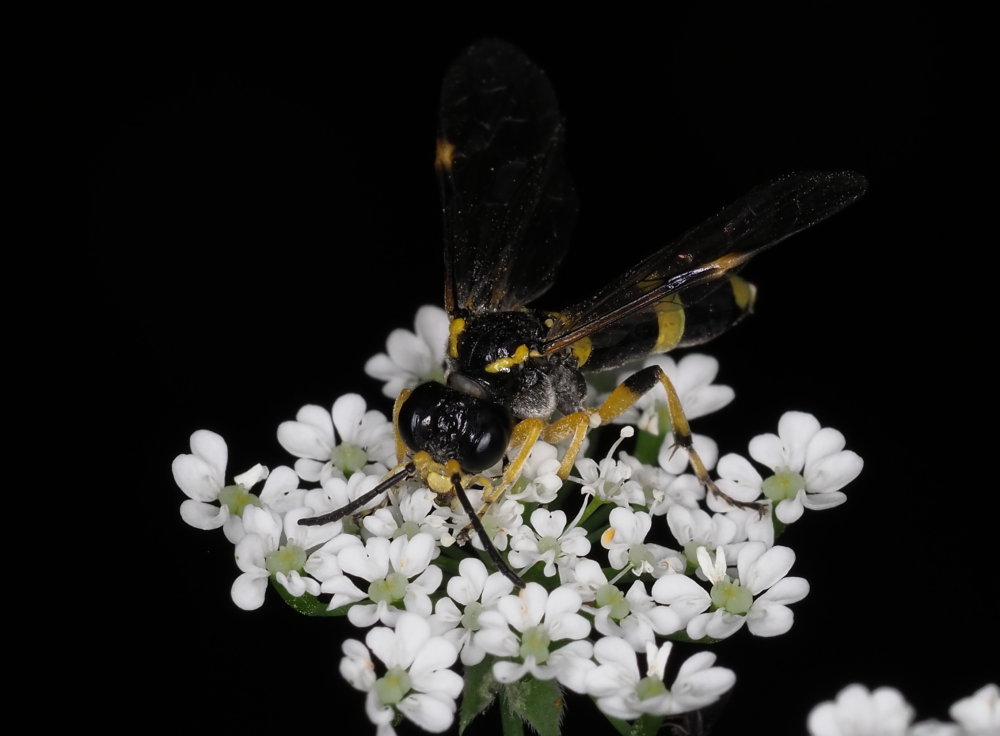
[[301, 40, 867, 588]]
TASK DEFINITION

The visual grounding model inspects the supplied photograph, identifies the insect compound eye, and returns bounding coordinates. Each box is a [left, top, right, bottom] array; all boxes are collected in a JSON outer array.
[[456, 401, 512, 472], [397, 382, 512, 473]]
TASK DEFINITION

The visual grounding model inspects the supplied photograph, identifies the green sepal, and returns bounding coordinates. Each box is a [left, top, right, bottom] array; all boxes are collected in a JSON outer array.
[[269, 578, 350, 616], [459, 656, 502, 734], [503, 676, 564, 736]]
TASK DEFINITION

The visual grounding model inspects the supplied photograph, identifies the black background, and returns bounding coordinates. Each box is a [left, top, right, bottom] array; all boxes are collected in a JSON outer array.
[[87, 7, 989, 735]]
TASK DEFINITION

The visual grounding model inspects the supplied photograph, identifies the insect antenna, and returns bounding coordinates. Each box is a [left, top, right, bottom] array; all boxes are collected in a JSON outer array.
[[450, 473, 525, 589], [298, 462, 416, 527]]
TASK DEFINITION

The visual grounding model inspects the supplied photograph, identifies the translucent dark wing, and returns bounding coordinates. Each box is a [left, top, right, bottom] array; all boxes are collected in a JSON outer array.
[[541, 171, 868, 355], [437, 39, 578, 315]]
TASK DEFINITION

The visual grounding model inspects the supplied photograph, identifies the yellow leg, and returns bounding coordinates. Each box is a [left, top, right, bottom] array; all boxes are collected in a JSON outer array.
[[596, 365, 765, 513], [392, 388, 412, 464], [541, 412, 592, 478]]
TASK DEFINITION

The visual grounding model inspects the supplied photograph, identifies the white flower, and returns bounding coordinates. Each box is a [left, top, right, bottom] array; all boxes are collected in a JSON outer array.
[[601, 507, 684, 578], [365, 304, 449, 399], [585, 636, 735, 719], [429, 558, 515, 666], [619, 455, 704, 515], [508, 508, 590, 577], [572, 428, 646, 507], [277, 394, 396, 482], [331, 533, 443, 626], [449, 488, 525, 554], [716, 411, 862, 522], [686, 543, 809, 640], [590, 577, 685, 651], [172, 429, 268, 542], [949, 683, 1000, 734], [603, 353, 735, 431], [506, 441, 564, 504], [474, 582, 592, 686], [807, 684, 914, 736], [340, 611, 463, 736], [305, 471, 390, 536], [363, 487, 451, 541], [650, 571, 713, 626], [231, 505, 336, 610], [666, 505, 740, 572]]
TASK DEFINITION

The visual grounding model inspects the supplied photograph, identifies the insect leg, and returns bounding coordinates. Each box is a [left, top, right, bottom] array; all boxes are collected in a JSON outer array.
[[298, 461, 417, 526], [597, 366, 766, 513], [392, 388, 412, 464], [448, 465, 526, 589], [456, 418, 545, 543], [541, 412, 592, 478]]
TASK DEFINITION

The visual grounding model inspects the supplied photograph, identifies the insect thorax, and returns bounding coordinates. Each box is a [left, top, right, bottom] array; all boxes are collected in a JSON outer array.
[[446, 310, 586, 420]]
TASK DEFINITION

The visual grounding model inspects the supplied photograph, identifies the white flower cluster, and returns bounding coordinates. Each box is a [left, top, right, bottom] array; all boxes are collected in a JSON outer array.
[[172, 305, 865, 736], [808, 683, 999, 736]]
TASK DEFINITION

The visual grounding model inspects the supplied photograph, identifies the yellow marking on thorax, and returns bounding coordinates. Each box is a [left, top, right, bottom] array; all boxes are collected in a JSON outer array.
[[449, 317, 466, 359], [571, 336, 592, 367], [729, 275, 757, 312], [435, 138, 456, 172], [653, 295, 686, 353], [485, 344, 531, 373]]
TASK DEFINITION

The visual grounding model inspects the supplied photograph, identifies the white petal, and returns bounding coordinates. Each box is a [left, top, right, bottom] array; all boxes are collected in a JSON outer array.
[[347, 603, 382, 628], [492, 660, 530, 684], [179, 499, 227, 529], [716, 453, 763, 486], [739, 543, 795, 595], [231, 571, 268, 610], [258, 465, 300, 505], [331, 393, 368, 443], [757, 576, 810, 605], [804, 426, 846, 463], [651, 574, 712, 621], [172, 454, 223, 502], [340, 538, 388, 582], [593, 635, 640, 678], [391, 533, 435, 577], [801, 491, 847, 510], [778, 411, 821, 463], [415, 305, 449, 357], [531, 508, 567, 538], [805, 451, 863, 493], [746, 600, 794, 637], [386, 328, 429, 369], [949, 683, 1000, 730], [234, 534, 268, 573], [703, 610, 745, 640], [189, 429, 227, 472], [278, 417, 331, 460], [747, 433, 788, 472], [474, 627, 519, 658], [775, 495, 805, 524], [398, 693, 456, 733], [410, 640, 462, 697]]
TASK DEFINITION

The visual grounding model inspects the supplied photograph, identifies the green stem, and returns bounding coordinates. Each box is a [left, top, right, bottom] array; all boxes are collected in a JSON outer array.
[[500, 693, 525, 736]]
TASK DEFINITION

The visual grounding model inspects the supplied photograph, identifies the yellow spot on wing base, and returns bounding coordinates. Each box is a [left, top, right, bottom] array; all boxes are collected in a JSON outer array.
[[435, 138, 456, 172]]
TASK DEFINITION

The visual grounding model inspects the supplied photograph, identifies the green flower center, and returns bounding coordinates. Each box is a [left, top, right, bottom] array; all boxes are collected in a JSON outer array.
[[629, 544, 655, 572], [636, 674, 668, 701], [218, 484, 263, 516], [762, 470, 806, 502], [368, 572, 410, 604], [710, 579, 753, 615], [519, 625, 551, 664], [396, 520, 422, 539], [331, 442, 368, 476], [374, 666, 411, 706], [461, 601, 485, 632], [265, 544, 307, 576], [595, 583, 631, 621], [537, 536, 561, 555]]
